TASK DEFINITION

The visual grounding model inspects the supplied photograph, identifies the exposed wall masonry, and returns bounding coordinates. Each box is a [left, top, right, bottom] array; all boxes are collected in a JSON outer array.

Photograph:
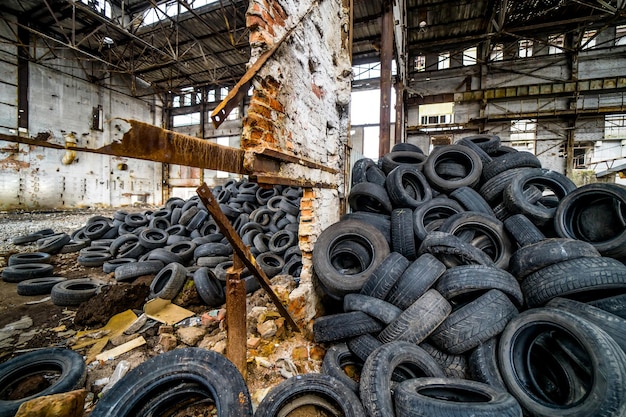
[[244, 0, 351, 323]]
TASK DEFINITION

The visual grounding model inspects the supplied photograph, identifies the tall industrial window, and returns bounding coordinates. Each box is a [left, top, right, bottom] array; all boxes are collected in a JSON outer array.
[[490, 44, 503, 61], [352, 61, 397, 81], [438, 52, 450, 69], [208, 90, 216, 102], [548, 34, 565, 54], [419, 102, 454, 129], [414, 55, 426, 71], [582, 30, 597, 49], [616, 25, 626, 46], [510, 119, 537, 153], [216, 137, 230, 178], [519, 40, 533, 58], [463, 47, 477, 66]]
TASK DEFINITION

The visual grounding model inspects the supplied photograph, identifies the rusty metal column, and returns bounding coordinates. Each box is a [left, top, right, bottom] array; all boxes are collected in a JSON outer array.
[[379, 3, 393, 157], [394, 82, 404, 145], [226, 255, 247, 380]]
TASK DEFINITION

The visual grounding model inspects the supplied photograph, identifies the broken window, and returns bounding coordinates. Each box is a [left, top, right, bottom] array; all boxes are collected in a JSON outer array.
[[463, 47, 477, 66], [490, 44, 504, 61], [616, 25, 626, 46], [519, 40, 533, 58], [438, 52, 450, 70], [605, 114, 626, 139], [548, 34, 565, 54], [510, 119, 537, 153], [414, 55, 426, 72], [208, 90, 216, 102], [582, 30, 597, 49]]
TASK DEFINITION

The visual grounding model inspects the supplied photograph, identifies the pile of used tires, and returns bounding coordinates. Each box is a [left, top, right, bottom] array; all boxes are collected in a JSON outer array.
[[311, 137, 626, 417], [4, 179, 302, 307]]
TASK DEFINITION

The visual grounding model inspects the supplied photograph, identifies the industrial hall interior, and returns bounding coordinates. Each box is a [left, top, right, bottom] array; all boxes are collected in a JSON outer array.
[[1, 0, 626, 416]]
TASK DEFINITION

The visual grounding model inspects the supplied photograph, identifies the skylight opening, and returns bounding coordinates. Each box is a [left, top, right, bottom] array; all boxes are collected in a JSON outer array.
[[141, 0, 220, 27]]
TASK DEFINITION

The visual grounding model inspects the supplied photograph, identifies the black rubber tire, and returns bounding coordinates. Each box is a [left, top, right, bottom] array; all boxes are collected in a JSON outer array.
[[138, 228, 168, 249], [504, 214, 545, 247], [178, 206, 200, 226], [391, 208, 417, 260], [394, 377, 522, 417], [423, 145, 483, 193], [503, 168, 576, 226], [164, 241, 196, 264], [77, 252, 112, 267], [439, 212, 513, 270], [102, 258, 136, 274], [83, 219, 113, 240], [554, 183, 626, 258], [2, 263, 54, 283], [498, 307, 626, 417], [347, 333, 383, 362], [12, 232, 46, 245], [436, 265, 523, 307], [343, 293, 403, 325], [589, 294, 626, 319], [17, 277, 67, 296], [508, 238, 600, 280], [0, 348, 86, 417], [468, 337, 507, 391], [521, 256, 626, 307], [256, 252, 285, 278], [110, 234, 139, 257], [546, 297, 626, 352], [146, 248, 184, 265], [418, 232, 496, 268], [430, 289, 519, 354], [149, 262, 187, 300], [456, 137, 494, 164], [359, 251, 410, 300], [268, 230, 296, 255], [313, 220, 390, 297], [392, 142, 423, 153], [114, 260, 164, 282], [378, 289, 451, 344], [50, 278, 104, 306], [420, 342, 469, 379], [359, 341, 445, 417], [8, 252, 51, 266], [313, 311, 384, 343], [450, 186, 495, 216], [124, 212, 149, 227], [385, 165, 432, 209], [385, 253, 446, 310], [254, 373, 365, 417], [413, 197, 466, 242], [90, 348, 252, 417], [482, 151, 541, 181], [193, 243, 232, 260], [380, 151, 427, 175], [193, 267, 225, 307], [37, 233, 71, 254], [340, 212, 391, 245], [348, 182, 392, 214], [321, 343, 362, 393], [459, 134, 501, 154], [479, 168, 534, 204]]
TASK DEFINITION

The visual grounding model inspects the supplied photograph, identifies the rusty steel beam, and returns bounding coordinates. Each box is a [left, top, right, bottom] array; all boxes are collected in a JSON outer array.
[[196, 183, 301, 333], [379, 4, 393, 157], [102, 120, 246, 173], [226, 254, 247, 380]]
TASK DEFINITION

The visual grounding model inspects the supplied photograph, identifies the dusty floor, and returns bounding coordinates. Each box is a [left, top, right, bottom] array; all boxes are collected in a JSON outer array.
[[0, 208, 324, 415]]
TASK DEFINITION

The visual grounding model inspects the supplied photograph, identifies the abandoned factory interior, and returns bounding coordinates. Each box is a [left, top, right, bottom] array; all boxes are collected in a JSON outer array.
[[2, 0, 626, 416]]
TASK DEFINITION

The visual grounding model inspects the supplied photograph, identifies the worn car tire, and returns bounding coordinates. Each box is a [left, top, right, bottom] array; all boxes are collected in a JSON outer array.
[[313, 311, 384, 343], [114, 260, 164, 282], [255, 373, 365, 417], [0, 348, 86, 417], [394, 377, 522, 417], [321, 343, 362, 393], [385, 253, 446, 310], [17, 277, 67, 296], [8, 252, 51, 266], [50, 278, 104, 306], [2, 263, 54, 283], [90, 348, 252, 417], [423, 145, 483, 193], [149, 262, 187, 300]]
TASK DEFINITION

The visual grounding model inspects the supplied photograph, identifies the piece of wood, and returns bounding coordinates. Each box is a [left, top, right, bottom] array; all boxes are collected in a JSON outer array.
[[196, 183, 300, 332], [95, 336, 146, 362], [226, 255, 248, 380]]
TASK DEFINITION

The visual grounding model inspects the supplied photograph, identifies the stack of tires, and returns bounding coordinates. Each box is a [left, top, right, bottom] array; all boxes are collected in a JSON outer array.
[[5, 179, 303, 308], [312, 137, 626, 417]]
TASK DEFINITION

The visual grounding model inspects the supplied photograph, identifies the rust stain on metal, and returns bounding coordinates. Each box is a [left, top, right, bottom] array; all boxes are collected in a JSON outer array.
[[196, 182, 301, 332], [100, 120, 246, 173], [0, 155, 29, 170]]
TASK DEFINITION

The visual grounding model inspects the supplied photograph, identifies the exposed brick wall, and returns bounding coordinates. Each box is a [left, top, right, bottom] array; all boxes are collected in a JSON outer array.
[[243, 0, 351, 324]]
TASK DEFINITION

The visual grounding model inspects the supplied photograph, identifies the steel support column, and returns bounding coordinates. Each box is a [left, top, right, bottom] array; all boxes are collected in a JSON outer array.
[[379, 3, 393, 157]]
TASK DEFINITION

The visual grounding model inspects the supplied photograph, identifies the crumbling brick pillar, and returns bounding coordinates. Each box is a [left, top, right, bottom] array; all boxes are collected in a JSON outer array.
[[243, 0, 352, 328]]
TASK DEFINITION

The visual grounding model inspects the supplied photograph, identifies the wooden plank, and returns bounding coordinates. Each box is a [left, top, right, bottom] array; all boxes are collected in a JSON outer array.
[[196, 183, 300, 332]]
